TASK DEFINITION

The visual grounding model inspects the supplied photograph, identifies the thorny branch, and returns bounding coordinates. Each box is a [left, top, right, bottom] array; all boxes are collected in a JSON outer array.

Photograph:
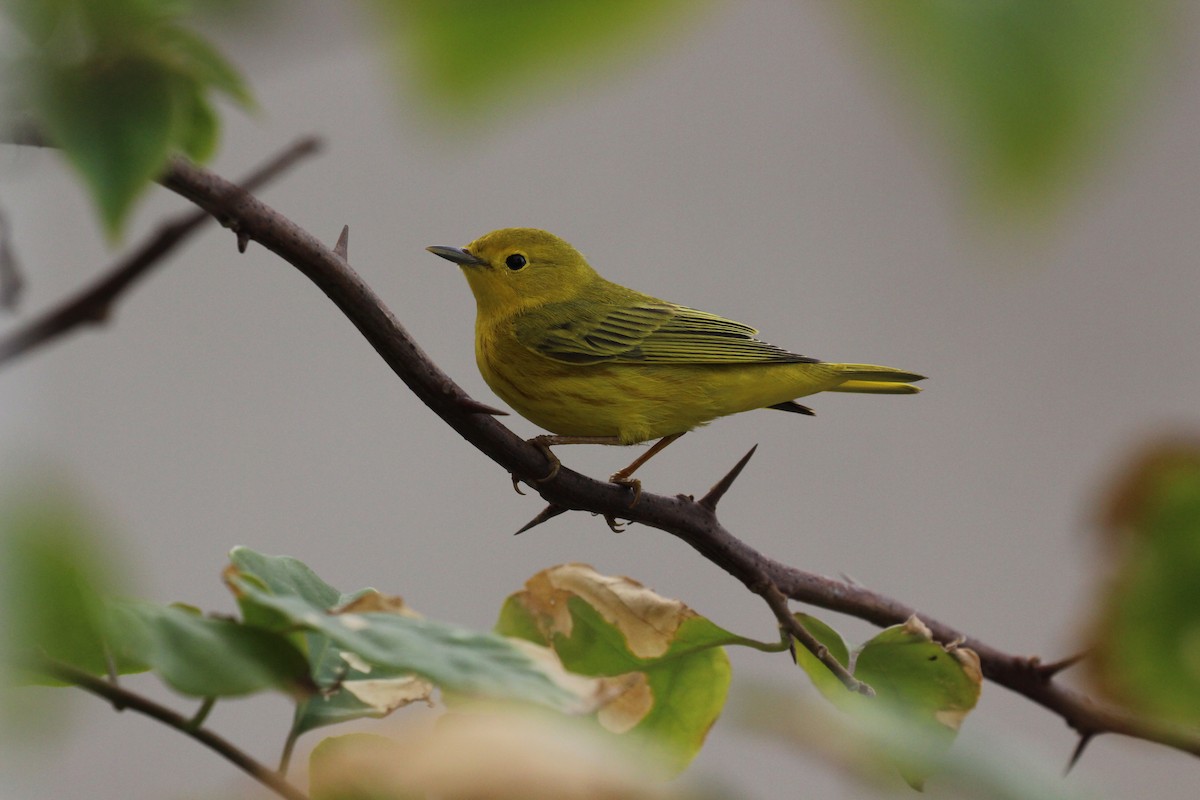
[[153, 152, 1200, 762], [0, 137, 321, 367], [17, 148, 1200, 769]]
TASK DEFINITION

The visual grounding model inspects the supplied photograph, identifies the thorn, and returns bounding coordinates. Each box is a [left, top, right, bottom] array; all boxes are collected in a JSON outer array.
[[698, 444, 758, 512], [514, 503, 567, 535], [458, 397, 509, 416], [1066, 733, 1094, 773], [1032, 652, 1088, 680], [235, 228, 250, 253], [334, 225, 349, 259]]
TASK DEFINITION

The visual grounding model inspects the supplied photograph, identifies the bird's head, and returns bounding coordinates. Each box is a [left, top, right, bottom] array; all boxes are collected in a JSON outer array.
[[427, 228, 600, 317]]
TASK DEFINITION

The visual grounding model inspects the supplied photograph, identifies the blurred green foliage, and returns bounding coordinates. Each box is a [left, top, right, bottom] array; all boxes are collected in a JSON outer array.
[[1, 485, 124, 680], [1, 0, 252, 237], [1089, 442, 1200, 725], [847, 0, 1171, 212], [0, 1, 1177, 237], [369, 0, 707, 112]]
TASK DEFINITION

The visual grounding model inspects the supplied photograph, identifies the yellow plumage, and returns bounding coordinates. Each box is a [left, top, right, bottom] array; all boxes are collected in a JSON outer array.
[[428, 228, 922, 484]]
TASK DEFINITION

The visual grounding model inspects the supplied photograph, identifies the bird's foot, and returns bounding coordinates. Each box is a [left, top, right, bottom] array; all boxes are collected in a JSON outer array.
[[512, 436, 562, 494], [609, 474, 642, 508], [603, 514, 627, 533]]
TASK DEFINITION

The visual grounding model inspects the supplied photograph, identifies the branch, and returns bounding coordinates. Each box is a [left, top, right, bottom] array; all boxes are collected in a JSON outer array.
[[33, 656, 309, 800], [156, 155, 1200, 761], [0, 136, 321, 368]]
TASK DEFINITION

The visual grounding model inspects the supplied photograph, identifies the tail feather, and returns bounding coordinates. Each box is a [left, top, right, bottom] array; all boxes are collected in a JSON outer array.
[[825, 363, 925, 395]]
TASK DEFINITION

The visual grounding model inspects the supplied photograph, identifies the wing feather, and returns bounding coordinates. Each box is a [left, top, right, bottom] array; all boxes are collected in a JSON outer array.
[[515, 300, 816, 365]]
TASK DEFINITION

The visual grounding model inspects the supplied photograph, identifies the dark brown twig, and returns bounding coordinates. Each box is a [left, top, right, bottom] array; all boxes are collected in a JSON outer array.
[[759, 581, 872, 695], [156, 154, 1200, 762], [0, 136, 321, 368], [34, 656, 309, 800]]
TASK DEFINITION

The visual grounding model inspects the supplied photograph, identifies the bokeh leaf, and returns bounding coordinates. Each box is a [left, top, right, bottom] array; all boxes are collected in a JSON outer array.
[[1088, 440, 1200, 725], [1, 486, 123, 678], [847, 0, 1170, 211], [309, 715, 671, 800], [154, 23, 256, 109], [9, 0, 253, 236], [497, 563, 747, 774], [739, 680, 1091, 800], [371, 0, 707, 117], [37, 57, 178, 238]]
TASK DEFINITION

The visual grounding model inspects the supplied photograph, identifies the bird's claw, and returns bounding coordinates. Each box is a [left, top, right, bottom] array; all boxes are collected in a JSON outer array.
[[610, 475, 642, 507], [604, 515, 627, 533], [511, 437, 562, 494]]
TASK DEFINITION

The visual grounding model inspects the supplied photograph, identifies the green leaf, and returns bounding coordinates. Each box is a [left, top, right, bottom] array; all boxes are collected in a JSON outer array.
[[848, 0, 1169, 211], [372, 0, 708, 117], [789, 613, 852, 703], [496, 563, 743, 774], [291, 628, 433, 736], [292, 672, 434, 737], [226, 550, 580, 713], [105, 600, 312, 697], [229, 548, 437, 734], [1, 486, 124, 678], [852, 618, 982, 788], [786, 613, 982, 789], [37, 56, 178, 238], [1089, 443, 1200, 724], [229, 547, 343, 608]]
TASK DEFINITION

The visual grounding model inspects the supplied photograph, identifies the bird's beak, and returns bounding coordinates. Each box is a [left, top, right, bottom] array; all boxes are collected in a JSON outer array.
[[426, 245, 488, 267]]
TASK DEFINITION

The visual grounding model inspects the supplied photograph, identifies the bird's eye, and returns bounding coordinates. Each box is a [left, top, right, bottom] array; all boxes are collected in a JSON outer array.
[[505, 253, 527, 271]]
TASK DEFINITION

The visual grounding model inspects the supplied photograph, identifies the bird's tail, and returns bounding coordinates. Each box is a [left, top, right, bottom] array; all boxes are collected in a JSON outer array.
[[825, 363, 925, 394]]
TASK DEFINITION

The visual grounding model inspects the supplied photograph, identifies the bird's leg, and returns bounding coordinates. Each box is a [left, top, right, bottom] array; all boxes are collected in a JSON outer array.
[[609, 433, 685, 507], [512, 434, 624, 494]]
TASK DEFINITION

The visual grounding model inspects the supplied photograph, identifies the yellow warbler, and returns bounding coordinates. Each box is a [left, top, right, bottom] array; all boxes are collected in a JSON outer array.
[[428, 228, 923, 490]]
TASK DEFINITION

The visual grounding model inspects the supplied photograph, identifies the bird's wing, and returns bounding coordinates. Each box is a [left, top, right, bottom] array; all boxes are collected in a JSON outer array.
[[514, 300, 817, 365]]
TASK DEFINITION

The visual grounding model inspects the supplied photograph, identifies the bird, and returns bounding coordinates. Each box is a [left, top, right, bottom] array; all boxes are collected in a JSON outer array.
[[428, 228, 923, 498]]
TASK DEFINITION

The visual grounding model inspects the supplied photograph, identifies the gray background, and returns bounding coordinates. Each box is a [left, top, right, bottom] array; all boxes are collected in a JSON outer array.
[[3, 3, 1199, 798]]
